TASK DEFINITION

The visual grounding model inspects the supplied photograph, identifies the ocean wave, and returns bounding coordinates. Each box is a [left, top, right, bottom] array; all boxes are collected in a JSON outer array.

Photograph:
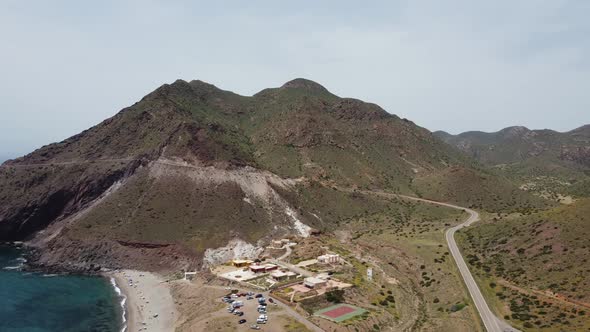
[[110, 277, 127, 332], [3, 265, 22, 270]]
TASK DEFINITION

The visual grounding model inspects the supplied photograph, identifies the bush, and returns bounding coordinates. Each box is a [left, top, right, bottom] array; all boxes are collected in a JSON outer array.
[[325, 289, 345, 303]]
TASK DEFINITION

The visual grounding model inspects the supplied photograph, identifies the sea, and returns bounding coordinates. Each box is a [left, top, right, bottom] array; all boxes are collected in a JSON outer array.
[[0, 243, 124, 332]]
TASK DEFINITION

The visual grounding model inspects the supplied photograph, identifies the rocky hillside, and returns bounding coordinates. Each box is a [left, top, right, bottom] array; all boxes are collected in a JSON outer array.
[[435, 126, 590, 199], [0, 79, 545, 272], [457, 199, 590, 331]]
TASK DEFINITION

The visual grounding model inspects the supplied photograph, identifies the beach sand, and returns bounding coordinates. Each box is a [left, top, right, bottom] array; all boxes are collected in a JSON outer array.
[[112, 270, 177, 332]]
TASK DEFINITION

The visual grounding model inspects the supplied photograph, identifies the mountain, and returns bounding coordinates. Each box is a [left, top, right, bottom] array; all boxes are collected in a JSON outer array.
[[0, 79, 546, 272], [434, 125, 590, 167], [435, 126, 590, 199]]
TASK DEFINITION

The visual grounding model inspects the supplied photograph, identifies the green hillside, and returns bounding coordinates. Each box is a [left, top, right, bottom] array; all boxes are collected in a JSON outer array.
[[435, 126, 590, 201], [457, 199, 590, 331]]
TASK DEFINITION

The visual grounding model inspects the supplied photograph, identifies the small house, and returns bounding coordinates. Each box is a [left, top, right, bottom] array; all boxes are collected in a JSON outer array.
[[304, 277, 327, 289], [271, 270, 297, 281], [232, 259, 254, 268], [317, 254, 340, 264]]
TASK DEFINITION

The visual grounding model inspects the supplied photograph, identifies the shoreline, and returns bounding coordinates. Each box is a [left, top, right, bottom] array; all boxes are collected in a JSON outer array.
[[109, 270, 177, 332], [109, 276, 128, 332]]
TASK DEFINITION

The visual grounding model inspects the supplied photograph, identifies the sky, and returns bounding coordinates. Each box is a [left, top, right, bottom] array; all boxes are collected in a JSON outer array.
[[1, 1, 589, 156]]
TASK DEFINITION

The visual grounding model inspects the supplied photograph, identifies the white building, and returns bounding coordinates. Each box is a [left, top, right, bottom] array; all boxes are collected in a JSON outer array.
[[304, 277, 327, 289], [317, 254, 341, 264], [271, 270, 297, 281], [184, 272, 197, 280]]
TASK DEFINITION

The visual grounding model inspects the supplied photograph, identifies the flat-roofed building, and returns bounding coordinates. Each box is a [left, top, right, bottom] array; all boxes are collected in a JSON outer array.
[[250, 265, 266, 273], [250, 263, 279, 273], [271, 270, 297, 281], [304, 277, 328, 289], [232, 259, 254, 268], [317, 254, 340, 264]]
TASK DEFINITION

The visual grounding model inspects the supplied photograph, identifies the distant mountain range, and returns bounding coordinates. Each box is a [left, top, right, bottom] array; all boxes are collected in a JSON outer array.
[[434, 125, 590, 167], [0, 78, 545, 273], [435, 125, 590, 200]]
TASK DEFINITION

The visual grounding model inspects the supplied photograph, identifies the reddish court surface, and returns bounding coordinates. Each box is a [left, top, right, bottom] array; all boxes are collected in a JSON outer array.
[[323, 305, 355, 318]]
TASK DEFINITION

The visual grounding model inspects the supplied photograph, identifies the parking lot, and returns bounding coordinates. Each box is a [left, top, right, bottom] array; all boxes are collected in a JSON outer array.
[[222, 290, 280, 330]]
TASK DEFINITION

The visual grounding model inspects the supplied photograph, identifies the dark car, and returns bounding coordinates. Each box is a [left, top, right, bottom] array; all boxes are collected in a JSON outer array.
[[255, 294, 263, 298], [238, 319, 247, 324], [268, 298, 274, 303], [237, 312, 244, 316]]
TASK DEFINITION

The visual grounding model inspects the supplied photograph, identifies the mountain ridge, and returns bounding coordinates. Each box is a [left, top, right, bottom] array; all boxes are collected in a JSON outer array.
[[0, 78, 547, 273]]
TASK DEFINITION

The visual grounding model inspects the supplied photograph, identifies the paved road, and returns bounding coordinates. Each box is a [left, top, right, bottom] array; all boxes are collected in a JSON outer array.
[[398, 195, 519, 332]]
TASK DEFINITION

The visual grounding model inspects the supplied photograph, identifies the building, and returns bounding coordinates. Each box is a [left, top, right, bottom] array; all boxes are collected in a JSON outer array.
[[250, 265, 266, 273], [271, 270, 297, 282], [304, 277, 328, 289], [183, 272, 197, 281], [250, 263, 279, 273], [317, 254, 341, 264], [264, 264, 278, 272], [232, 259, 254, 268]]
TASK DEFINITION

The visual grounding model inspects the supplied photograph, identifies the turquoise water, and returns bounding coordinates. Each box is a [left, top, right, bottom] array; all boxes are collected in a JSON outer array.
[[0, 244, 122, 332]]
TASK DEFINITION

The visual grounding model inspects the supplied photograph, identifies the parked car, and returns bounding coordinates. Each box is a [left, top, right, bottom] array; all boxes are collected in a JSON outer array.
[[255, 294, 263, 298], [250, 324, 261, 330], [238, 319, 247, 324], [236, 312, 244, 317], [268, 298, 274, 303], [233, 310, 241, 315], [246, 296, 253, 300]]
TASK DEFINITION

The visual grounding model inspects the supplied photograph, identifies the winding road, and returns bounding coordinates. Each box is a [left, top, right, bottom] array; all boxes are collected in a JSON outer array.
[[398, 195, 519, 332]]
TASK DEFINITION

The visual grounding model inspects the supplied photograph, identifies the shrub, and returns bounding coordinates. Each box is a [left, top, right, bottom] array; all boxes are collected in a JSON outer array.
[[325, 289, 345, 303]]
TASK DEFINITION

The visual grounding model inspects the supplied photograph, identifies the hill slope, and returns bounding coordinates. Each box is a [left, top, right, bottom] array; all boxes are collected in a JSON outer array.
[[0, 79, 545, 272], [435, 126, 590, 200], [458, 199, 590, 331]]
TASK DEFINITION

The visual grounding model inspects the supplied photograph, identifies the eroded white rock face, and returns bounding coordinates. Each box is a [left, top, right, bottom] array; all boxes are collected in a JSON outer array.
[[149, 158, 301, 204], [285, 206, 311, 237], [203, 239, 263, 267]]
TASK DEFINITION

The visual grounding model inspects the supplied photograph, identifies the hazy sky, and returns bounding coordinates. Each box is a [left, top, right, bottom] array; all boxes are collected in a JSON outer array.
[[1, 1, 589, 156]]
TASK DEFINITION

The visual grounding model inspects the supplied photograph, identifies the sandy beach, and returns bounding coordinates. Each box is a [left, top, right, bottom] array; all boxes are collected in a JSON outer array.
[[111, 270, 177, 332]]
